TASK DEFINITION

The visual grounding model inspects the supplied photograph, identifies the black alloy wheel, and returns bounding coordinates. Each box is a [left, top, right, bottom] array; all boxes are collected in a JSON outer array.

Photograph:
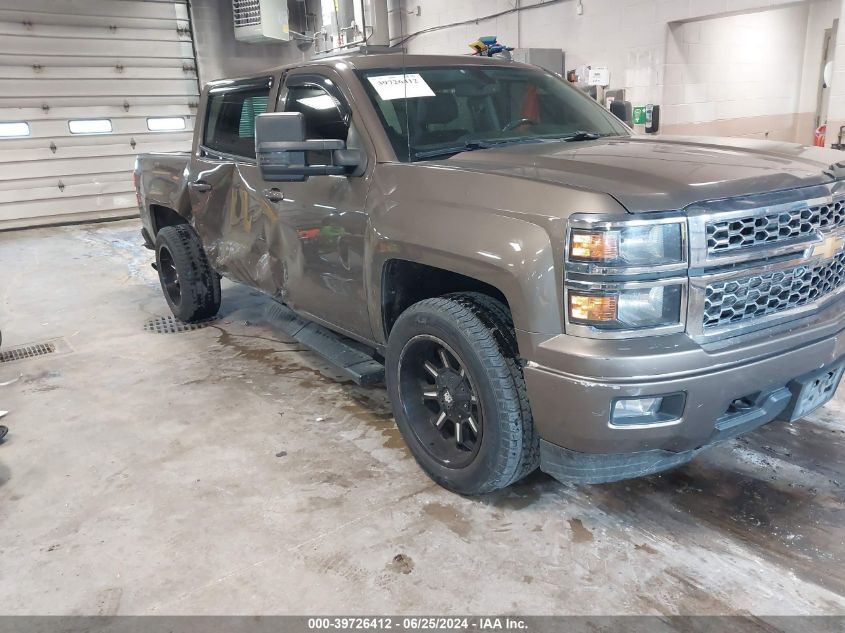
[[397, 335, 483, 468], [158, 244, 181, 307], [385, 293, 540, 494], [154, 224, 221, 323]]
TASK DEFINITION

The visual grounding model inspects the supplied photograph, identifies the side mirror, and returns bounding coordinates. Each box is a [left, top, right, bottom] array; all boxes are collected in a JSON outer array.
[[255, 112, 362, 182]]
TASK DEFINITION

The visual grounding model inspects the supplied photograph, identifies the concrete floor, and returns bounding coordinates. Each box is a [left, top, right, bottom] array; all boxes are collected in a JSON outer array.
[[0, 219, 844, 616]]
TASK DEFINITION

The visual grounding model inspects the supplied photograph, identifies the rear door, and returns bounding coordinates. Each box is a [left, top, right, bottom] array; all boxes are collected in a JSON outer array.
[[269, 68, 374, 341], [188, 75, 279, 294]]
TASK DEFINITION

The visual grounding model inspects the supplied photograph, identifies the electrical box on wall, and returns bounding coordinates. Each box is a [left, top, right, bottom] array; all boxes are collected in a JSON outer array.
[[511, 48, 565, 76], [233, 0, 291, 43]]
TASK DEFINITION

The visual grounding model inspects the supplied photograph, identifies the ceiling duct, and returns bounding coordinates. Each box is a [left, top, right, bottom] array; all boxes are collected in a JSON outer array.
[[232, 0, 292, 43]]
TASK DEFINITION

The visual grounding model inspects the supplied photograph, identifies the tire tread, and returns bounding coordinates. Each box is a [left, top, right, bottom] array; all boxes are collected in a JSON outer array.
[[387, 292, 539, 494], [155, 224, 221, 322]]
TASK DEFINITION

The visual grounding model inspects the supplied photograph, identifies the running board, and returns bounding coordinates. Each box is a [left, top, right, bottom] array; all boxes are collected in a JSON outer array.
[[263, 300, 384, 387]]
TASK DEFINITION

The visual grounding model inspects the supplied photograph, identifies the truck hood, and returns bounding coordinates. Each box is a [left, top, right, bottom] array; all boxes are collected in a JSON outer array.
[[439, 135, 845, 213]]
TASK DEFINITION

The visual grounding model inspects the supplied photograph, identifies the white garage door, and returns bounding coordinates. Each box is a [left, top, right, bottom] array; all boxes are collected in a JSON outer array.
[[0, 0, 199, 230]]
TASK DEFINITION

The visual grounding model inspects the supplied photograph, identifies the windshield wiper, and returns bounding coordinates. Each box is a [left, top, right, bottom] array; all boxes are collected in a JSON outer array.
[[560, 130, 607, 142], [413, 137, 548, 160]]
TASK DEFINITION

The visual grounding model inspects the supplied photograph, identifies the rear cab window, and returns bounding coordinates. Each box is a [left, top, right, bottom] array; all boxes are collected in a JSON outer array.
[[203, 76, 273, 159]]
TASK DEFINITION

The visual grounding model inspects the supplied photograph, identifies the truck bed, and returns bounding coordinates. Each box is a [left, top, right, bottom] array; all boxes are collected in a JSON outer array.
[[134, 151, 192, 243]]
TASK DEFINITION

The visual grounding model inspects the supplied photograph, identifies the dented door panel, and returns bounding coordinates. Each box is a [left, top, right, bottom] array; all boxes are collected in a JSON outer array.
[[188, 159, 281, 295]]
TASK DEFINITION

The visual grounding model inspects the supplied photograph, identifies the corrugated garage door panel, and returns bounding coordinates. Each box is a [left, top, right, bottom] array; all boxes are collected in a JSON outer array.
[[1, 34, 193, 60], [0, 79, 198, 99], [0, 0, 199, 230]]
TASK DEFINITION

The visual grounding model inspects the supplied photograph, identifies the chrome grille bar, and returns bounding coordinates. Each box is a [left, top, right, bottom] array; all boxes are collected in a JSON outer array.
[[703, 251, 845, 329], [686, 181, 845, 341], [706, 197, 845, 255]]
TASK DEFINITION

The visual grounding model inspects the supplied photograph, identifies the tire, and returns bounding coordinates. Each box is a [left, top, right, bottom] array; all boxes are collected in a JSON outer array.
[[154, 224, 221, 323], [386, 292, 539, 495]]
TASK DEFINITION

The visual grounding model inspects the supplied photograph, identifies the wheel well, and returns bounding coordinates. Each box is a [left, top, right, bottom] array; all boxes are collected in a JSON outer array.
[[381, 259, 510, 338], [150, 204, 188, 235]]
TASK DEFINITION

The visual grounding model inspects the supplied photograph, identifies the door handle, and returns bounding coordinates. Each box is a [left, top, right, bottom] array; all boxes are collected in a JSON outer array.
[[263, 188, 284, 203], [188, 181, 212, 193]]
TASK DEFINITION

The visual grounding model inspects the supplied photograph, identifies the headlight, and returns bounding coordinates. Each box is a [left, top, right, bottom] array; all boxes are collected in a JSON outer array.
[[564, 215, 688, 338], [568, 284, 683, 330], [568, 222, 684, 268]]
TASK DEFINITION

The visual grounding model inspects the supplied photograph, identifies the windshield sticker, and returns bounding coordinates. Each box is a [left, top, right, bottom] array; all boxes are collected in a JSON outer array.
[[367, 74, 435, 100]]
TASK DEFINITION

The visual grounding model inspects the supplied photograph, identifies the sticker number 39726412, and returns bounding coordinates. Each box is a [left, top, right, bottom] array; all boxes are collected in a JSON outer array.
[[367, 74, 436, 101]]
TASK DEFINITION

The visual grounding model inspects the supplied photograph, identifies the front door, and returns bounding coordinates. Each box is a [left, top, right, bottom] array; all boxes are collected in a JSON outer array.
[[265, 68, 374, 341]]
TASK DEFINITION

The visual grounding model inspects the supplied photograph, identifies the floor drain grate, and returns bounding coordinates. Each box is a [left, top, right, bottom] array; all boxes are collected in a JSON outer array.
[[144, 315, 215, 334], [0, 342, 56, 363]]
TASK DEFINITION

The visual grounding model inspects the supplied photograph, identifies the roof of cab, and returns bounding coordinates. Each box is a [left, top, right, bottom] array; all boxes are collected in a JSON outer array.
[[332, 53, 529, 70], [206, 54, 532, 86]]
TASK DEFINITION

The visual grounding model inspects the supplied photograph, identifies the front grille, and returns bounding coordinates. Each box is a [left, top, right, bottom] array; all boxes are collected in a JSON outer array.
[[233, 0, 261, 27], [703, 251, 845, 329], [706, 197, 845, 255]]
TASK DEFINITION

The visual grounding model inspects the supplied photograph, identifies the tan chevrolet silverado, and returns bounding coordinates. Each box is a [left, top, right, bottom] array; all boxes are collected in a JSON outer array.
[[134, 54, 845, 494]]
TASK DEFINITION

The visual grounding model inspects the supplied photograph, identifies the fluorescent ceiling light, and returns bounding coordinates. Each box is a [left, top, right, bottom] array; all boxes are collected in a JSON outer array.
[[297, 94, 337, 110]]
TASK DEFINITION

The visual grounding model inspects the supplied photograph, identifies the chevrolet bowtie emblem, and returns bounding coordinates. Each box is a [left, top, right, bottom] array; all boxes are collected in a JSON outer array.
[[812, 235, 845, 260]]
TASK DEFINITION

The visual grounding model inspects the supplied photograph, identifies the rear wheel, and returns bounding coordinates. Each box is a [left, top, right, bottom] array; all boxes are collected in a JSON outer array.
[[386, 293, 539, 494], [154, 225, 221, 322]]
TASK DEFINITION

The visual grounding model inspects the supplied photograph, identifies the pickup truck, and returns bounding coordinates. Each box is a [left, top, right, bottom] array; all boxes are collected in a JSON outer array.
[[135, 53, 845, 495]]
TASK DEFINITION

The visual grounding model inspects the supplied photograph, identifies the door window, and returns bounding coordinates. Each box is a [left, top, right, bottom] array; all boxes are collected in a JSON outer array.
[[204, 79, 271, 158], [283, 81, 350, 165], [284, 83, 349, 141]]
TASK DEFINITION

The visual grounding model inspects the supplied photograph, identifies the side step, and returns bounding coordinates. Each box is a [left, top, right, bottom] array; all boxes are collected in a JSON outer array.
[[263, 300, 385, 387]]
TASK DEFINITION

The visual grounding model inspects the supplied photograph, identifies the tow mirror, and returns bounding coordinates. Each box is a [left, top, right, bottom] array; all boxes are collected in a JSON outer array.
[[255, 112, 362, 182]]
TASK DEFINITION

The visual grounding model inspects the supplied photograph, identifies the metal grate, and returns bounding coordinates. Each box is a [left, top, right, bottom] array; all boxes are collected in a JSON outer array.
[[233, 0, 261, 27], [144, 316, 215, 334], [703, 251, 845, 329], [706, 197, 845, 255], [0, 342, 56, 363]]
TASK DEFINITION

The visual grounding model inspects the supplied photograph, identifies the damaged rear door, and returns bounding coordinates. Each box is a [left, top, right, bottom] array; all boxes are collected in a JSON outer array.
[[188, 75, 282, 294]]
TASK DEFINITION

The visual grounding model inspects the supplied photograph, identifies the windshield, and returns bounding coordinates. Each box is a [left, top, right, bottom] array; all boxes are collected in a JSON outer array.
[[356, 65, 630, 162]]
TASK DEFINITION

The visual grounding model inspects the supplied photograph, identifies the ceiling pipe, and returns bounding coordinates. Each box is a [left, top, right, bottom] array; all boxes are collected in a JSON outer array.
[[315, 0, 391, 55], [365, 0, 389, 47]]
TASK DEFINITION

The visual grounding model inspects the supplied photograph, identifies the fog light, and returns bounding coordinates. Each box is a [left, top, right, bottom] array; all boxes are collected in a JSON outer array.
[[610, 393, 686, 427], [613, 397, 662, 420]]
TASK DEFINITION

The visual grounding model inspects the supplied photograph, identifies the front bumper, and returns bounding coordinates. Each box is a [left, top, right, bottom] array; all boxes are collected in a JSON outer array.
[[521, 296, 845, 483]]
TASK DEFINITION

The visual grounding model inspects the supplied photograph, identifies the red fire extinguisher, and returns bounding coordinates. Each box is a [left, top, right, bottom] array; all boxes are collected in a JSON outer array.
[[814, 124, 827, 147]]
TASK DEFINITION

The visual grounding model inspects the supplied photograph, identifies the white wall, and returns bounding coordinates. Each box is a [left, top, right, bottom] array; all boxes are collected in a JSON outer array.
[[799, 0, 840, 113], [823, 0, 845, 143], [662, 5, 810, 139], [388, 0, 842, 143]]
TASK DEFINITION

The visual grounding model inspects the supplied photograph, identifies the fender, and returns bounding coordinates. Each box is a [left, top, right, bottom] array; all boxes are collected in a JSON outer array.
[[365, 163, 628, 343], [136, 152, 193, 235]]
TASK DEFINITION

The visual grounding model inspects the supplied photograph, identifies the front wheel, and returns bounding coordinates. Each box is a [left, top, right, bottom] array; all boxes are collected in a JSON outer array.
[[154, 224, 221, 322], [386, 293, 539, 494]]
